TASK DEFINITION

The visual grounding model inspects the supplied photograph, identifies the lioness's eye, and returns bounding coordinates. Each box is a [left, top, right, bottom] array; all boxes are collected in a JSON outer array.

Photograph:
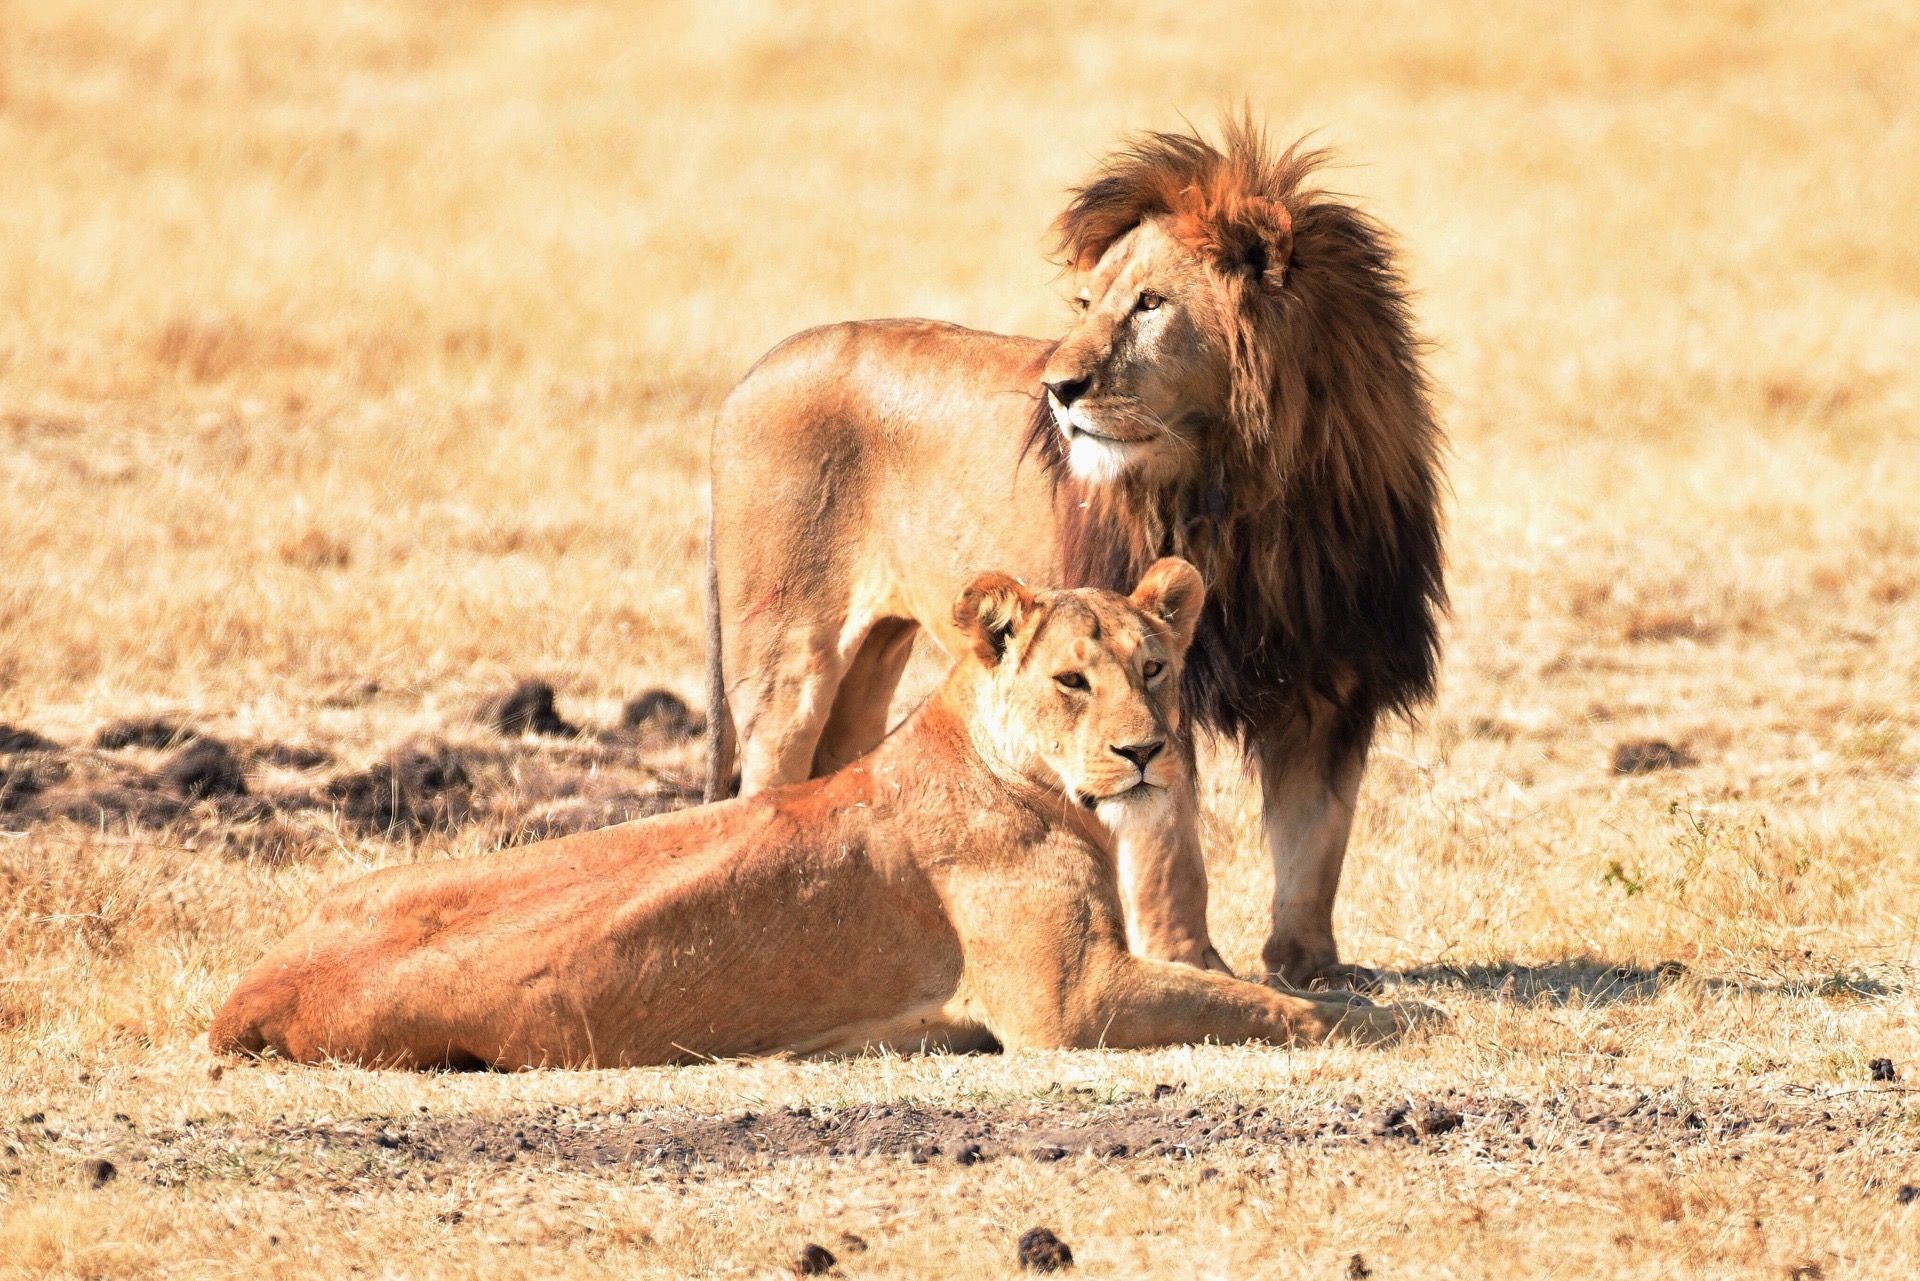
[[1142, 660, 1164, 679], [1137, 291, 1164, 312], [1072, 295, 1091, 312], [1054, 671, 1089, 691]]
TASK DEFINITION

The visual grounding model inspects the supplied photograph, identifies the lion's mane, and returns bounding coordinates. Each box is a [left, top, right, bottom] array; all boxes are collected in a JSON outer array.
[[1026, 120, 1446, 748]]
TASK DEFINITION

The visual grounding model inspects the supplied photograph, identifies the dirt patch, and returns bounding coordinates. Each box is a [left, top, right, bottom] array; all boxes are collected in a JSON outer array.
[[251, 742, 333, 771], [791, 1243, 836, 1275], [1612, 738, 1696, 774], [95, 718, 198, 751], [1, 727, 702, 848], [158, 739, 248, 799], [622, 689, 703, 740], [6, 748, 191, 826], [1017, 1227, 1073, 1272], [0, 723, 59, 753], [320, 744, 475, 836], [34, 1085, 1898, 1193], [486, 681, 578, 738], [1, 759, 48, 812]]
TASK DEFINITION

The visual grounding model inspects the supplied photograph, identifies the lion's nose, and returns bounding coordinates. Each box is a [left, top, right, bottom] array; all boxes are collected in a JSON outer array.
[[1045, 374, 1092, 407], [1111, 740, 1164, 773]]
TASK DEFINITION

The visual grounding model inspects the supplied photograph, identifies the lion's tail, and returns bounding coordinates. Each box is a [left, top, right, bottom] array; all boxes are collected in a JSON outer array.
[[703, 512, 738, 803]]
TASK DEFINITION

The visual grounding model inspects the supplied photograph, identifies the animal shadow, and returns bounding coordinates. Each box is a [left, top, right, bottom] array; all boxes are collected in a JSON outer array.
[[1389, 959, 1896, 1006], [1388, 959, 1690, 1006]]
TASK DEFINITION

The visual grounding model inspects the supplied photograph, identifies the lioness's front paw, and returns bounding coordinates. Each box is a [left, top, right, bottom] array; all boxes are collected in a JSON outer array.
[[1323, 1000, 1446, 1047]]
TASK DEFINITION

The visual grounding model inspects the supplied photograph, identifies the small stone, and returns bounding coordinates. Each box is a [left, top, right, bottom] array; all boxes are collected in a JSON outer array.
[[909, 1143, 936, 1164], [1030, 1145, 1068, 1162], [1417, 1104, 1463, 1136], [83, 1158, 117, 1187], [207, 1063, 224, 1082], [1347, 1254, 1372, 1280], [955, 1142, 984, 1166], [1017, 1226, 1074, 1272], [1898, 1185, 1918, 1205], [1869, 1058, 1897, 1082], [792, 1243, 836, 1275], [836, 1232, 868, 1253], [1151, 1082, 1180, 1100]]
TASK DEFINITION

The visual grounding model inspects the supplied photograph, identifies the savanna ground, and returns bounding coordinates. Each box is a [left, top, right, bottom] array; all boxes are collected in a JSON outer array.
[[3, 1, 1919, 1276]]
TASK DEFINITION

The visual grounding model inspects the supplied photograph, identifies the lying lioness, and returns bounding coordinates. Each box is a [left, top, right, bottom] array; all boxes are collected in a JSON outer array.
[[211, 559, 1431, 1069]]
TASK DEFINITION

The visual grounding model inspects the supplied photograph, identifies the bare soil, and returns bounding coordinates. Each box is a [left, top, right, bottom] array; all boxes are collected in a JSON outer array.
[[12, 1084, 1912, 1194]]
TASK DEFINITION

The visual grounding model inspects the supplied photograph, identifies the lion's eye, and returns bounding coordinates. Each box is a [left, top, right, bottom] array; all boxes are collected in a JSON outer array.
[[1137, 291, 1164, 312], [1054, 671, 1089, 692], [1142, 660, 1164, 680], [1072, 295, 1092, 312]]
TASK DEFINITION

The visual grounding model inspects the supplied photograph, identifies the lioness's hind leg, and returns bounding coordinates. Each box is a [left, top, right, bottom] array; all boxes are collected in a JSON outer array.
[[812, 617, 919, 776]]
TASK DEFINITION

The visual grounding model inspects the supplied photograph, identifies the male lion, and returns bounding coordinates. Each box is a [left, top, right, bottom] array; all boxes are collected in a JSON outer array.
[[706, 120, 1445, 989], [209, 562, 1430, 1068]]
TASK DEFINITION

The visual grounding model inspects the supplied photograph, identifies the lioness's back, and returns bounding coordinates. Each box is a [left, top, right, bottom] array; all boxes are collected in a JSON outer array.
[[212, 764, 971, 1066]]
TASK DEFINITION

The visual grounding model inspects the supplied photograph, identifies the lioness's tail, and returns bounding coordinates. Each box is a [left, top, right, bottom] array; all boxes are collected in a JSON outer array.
[[703, 513, 738, 803]]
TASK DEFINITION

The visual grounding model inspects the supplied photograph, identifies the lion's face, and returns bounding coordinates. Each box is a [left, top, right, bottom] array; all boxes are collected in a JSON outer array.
[[952, 559, 1205, 813], [1041, 218, 1233, 487]]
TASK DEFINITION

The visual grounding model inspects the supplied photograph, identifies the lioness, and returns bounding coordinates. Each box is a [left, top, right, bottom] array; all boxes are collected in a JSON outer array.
[[210, 560, 1427, 1068], [706, 120, 1445, 990]]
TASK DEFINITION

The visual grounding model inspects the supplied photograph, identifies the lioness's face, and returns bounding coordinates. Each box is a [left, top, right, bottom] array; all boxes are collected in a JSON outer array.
[[954, 559, 1205, 812], [1042, 218, 1231, 487]]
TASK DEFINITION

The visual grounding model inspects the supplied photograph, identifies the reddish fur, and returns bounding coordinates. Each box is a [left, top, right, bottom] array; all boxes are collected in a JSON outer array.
[[214, 569, 1433, 1069], [1034, 118, 1446, 747]]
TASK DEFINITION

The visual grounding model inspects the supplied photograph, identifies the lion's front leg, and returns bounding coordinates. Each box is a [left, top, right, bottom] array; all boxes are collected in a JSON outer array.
[[1110, 734, 1230, 973], [1256, 713, 1378, 992]]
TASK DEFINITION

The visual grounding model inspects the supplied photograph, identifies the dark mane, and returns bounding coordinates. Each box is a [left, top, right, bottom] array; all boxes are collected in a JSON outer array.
[[1024, 120, 1447, 747]]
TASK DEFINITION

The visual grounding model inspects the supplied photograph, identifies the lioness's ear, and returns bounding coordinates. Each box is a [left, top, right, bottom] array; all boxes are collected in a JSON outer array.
[[954, 573, 1037, 667], [1130, 558, 1206, 658]]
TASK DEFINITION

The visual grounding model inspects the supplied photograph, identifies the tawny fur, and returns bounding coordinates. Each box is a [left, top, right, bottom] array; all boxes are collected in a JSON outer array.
[[705, 119, 1445, 987], [210, 563, 1433, 1069]]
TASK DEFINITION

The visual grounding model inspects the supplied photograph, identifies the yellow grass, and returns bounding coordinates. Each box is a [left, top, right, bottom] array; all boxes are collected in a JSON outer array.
[[4, 1, 1920, 1276]]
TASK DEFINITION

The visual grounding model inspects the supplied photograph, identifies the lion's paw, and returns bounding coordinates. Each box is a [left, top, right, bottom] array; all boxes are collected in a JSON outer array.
[[1260, 958, 1384, 995]]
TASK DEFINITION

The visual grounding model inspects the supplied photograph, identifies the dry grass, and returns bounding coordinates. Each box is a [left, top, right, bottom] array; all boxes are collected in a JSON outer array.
[[4, 1, 1920, 1276]]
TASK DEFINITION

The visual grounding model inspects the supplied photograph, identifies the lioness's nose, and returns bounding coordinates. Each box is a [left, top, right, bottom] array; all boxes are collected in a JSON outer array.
[[1045, 374, 1092, 407], [1112, 740, 1164, 773]]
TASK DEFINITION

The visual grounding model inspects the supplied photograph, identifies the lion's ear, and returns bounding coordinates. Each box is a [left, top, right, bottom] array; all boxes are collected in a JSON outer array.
[[1213, 194, 1293, 286], [1130, 558, 1206, 658], [954, 573, 1037, 668]]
